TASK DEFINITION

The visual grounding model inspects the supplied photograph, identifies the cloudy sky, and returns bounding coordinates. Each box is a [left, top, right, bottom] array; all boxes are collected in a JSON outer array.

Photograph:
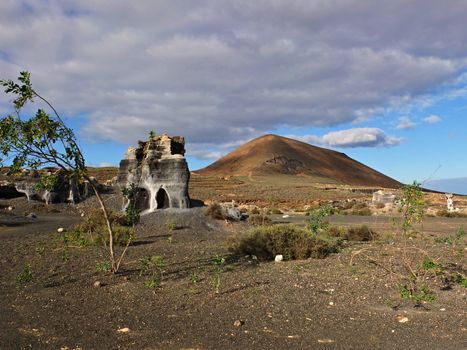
[[1, 0, 466, 190]]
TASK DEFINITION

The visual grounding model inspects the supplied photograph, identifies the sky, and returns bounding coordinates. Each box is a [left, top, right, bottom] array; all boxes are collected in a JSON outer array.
[[1, 1, 466, 193]]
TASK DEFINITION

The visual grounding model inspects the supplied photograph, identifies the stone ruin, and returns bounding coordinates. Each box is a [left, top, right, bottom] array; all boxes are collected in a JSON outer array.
[[0, 168, 94, 204], [372, 190, 396, 205], [445, 193, 460, 213], [117, 134, 190, 213]]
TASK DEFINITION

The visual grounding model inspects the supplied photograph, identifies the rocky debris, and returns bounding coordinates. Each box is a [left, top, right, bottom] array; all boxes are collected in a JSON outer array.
[[118, 134, 190, 213], [233, 320, 244, 327], [274, 254, 283, 262], [218, 201, 248, 221], [396, 315, 409, 323], [93, 281, 102, 288], [57, 227, 64, 233], [117, 327, 130, 333], [26, 212, 37, 219]]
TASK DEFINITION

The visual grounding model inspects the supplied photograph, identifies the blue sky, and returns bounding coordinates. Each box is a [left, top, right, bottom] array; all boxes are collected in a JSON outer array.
[[1, 1, 466, 193]]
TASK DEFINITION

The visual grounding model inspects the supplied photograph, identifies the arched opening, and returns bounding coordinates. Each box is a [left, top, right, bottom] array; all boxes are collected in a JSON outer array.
[[156, 188, 170, 209], [134, 188, 150, 211]]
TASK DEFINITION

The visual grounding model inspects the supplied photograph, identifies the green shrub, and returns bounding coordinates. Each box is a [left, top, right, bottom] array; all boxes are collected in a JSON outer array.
[[307, 204, 335, 234], [228, 224, 340, 261], [16, 263, 33, 284]]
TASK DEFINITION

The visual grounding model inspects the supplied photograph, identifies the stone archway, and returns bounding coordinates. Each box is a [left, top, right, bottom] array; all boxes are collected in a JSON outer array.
[[134, 188, 150, 211], [156, 188, 170, 209]]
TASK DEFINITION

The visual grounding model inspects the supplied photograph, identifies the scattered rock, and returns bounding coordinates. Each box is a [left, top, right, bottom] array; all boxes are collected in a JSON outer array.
[[329, 301, 335, 306], [26, 212, 37, 219], [7, 206, 13, 211], [93, 281, 102, 288], [275, 254, 283, 262], [117, 327, 130, 333], [57, 227, 65, 233], [396, 315, 409, 323], [233, 320, 244, 327]]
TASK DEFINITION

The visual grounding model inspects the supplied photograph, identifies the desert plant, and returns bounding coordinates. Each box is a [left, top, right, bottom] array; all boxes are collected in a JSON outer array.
[[399, 284, 436, 303], [212, 255, 225, 294], [167, 219, 178, 231], [140, 255, 166, 289], [326, 225, 378, 241], [228, 224, 340, 261], [307, 204, 335, 234], [397, 182, 425, 235], [95, 261, 112, 273], [190, 271, 200, 284], [205, 203, 225, 220], [0, 72, 128, 273], [434, 225, 466, 245], [16, 263, 33, 284], [436, 209, 467, 218], [248, 215, 272, 226]]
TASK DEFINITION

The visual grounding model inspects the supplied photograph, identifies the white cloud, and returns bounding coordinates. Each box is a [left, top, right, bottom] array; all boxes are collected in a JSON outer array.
[[423, 115, 442, 124], [396, 116, 417, 130], [290, 128, 402, 148], [0, 0, 466, 149]]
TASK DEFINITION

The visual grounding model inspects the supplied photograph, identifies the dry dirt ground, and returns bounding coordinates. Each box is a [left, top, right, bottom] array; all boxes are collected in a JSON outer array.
[[1, 196, 466, 350]]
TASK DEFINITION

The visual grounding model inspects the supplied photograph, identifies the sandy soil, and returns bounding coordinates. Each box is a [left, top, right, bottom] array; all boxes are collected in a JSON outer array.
[[0, 197, 466, 349]]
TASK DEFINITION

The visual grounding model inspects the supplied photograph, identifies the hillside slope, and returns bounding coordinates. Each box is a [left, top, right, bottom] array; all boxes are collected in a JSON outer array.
[[196, 134, 400, 188]]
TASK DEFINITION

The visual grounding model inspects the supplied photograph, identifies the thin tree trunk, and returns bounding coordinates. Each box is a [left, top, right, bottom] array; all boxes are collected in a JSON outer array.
[[86, 176, 117, 272]]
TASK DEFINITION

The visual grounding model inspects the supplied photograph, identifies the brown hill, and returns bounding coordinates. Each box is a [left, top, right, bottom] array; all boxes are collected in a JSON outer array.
[[196, 134, 400, 188]]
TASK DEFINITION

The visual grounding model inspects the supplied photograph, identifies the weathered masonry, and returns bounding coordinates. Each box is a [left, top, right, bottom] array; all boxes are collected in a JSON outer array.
[[118, 134, 190, 213]]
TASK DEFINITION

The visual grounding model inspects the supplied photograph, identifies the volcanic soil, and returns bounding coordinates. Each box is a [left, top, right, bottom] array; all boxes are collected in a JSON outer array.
[[0, 196, 466, 350]]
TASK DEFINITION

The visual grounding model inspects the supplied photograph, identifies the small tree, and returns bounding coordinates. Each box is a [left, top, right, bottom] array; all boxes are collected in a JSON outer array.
[[397, 181, 425, 236], [0, 71, 127, 273]]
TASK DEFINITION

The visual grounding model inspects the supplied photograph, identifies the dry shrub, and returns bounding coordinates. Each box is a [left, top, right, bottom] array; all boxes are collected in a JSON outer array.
[[349, 208, 372, 216], [77, 209, 133, 246], [436, 209, 467, 218], [250, 207, 260, 215], [346, 225, 378, 241], [326, 225, 378, 242], [228, 224, 340, 261], [248, 215, 272, 226], [205, 203, 225, 220]]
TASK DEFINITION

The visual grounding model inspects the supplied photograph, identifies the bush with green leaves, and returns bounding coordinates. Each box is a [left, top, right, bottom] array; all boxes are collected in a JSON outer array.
[[140, 255, 166, 289], [0, 72, 130, 273], [396, 182, 425, 235], [16, 263, 33, 284], [307, 204, 335, 234], [228, 224, 340, 261], [212, 255, 225, 294]]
